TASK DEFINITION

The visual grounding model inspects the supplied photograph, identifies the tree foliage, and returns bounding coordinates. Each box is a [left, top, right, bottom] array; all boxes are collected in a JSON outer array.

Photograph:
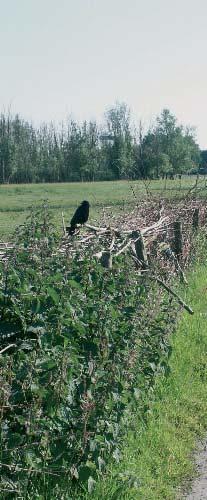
[[139, 109, 201, 179], [0, 105, 201, 184]]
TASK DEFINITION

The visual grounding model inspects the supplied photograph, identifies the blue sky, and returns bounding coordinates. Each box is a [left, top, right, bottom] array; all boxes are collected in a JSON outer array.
[[1, 0, 207, 146]]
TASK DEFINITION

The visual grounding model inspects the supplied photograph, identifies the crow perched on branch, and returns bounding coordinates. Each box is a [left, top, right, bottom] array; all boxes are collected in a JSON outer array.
[[67, 200, 90, 235]]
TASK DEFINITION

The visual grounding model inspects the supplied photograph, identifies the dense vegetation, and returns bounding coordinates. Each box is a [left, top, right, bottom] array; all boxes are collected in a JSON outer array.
[[0, 104, 202, 184], [89, 257, 207, 499], [0, 205, 177, 498]]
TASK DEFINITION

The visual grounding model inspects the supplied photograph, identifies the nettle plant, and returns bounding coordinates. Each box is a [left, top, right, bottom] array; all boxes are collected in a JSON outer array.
[[0, 204, 176, 498]]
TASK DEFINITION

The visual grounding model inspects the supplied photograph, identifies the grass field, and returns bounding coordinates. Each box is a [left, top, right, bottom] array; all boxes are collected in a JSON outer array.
[[87, 261, 207, 499], [0, 176, 205, 240]]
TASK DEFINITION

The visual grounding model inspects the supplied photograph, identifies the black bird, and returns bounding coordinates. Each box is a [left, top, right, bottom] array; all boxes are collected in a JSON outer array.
[[67, 200, 90, 235]]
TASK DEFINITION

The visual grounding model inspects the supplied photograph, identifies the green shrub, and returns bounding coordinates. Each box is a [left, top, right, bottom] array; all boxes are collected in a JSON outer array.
[[0, 204, 177, 498]]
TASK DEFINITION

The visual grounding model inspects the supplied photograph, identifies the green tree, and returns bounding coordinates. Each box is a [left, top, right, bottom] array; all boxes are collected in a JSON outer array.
[[139, 109, 200, 178], [104, 102, 135, 179], [0, 107, 201, 184], [0, 113, 14, 183]]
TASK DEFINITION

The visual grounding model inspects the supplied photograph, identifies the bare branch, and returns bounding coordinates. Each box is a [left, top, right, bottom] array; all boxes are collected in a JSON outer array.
[[0, 344, 16, 355]]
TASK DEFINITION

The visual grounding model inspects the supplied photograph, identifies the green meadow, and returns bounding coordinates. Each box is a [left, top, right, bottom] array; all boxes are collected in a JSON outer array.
[[0, 176, 204, 239]]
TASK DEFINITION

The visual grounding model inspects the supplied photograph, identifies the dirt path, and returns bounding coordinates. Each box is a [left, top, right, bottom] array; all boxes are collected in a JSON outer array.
[[185, 439, 207, 499]]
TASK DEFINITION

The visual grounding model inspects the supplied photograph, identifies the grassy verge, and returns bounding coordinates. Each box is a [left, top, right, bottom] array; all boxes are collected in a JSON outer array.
[[88, 264, 207, 499]]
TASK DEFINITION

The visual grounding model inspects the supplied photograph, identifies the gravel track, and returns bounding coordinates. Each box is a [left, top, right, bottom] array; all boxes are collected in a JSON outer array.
[[185, 439, 207, 499]]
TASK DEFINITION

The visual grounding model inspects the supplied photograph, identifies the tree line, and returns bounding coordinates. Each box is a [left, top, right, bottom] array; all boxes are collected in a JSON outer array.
[[0, 103, 203, 184]]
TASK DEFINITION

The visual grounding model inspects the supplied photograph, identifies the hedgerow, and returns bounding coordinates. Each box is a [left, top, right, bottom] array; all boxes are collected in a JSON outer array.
[[0, 205, 177, 498]]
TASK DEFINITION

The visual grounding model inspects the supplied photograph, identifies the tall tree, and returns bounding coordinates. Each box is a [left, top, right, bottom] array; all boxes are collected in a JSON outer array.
[[104, 102, 135, 179], [0, 107, 201, 184], [139, 109, 200, 178]]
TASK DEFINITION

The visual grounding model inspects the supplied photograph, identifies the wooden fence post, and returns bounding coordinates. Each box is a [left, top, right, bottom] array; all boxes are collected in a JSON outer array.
[[173, 221, 183, 261], [164, 247, 188, 285], [100, 251, 113, 269], [132, 230, 148, 268], [192, 208, 199, 231]]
